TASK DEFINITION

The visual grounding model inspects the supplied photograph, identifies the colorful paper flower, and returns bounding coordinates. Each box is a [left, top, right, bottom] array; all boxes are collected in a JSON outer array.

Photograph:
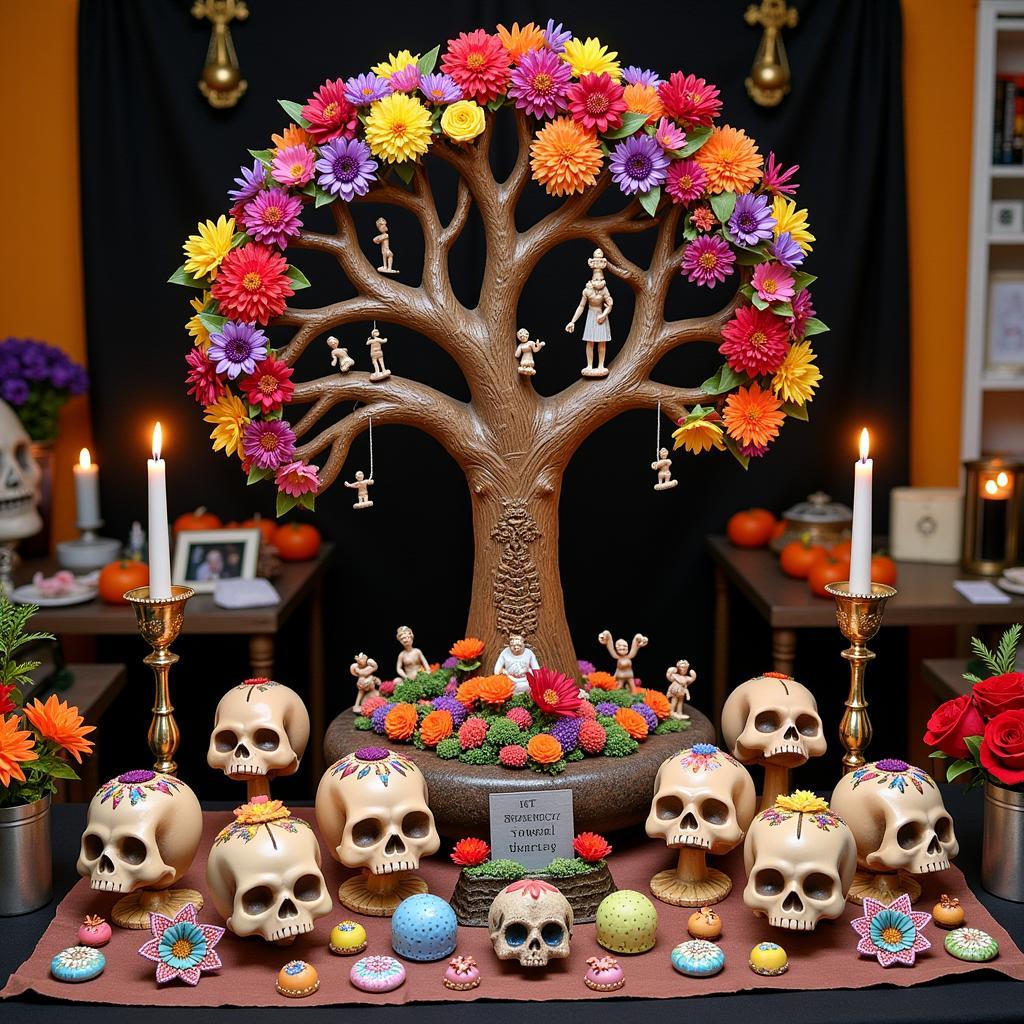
[[203, 392, 249, 458], [344, 72, 392, 107], [24, 694, 95, 763], [543, 19, 572, 54], [182, 215, 236, 281], [0, 714, 38, 787], [499, 744, 528, 768], [441, 100, 486, 143], [574, 832, 612, 861], [441, 30, 510, 106], [497, 21, 547, 62], [720, 306, 789, 375], [275, 460, 319, 498], [211, 243, 294, 325], [432, 694, 468, 726], [207, 321, 268, 380], [419, 73, 462, 105], [365, 92, 433, 164], [301, 78, 359, 144], [241, 418, 296, 471], [528, 666, 582, 717], [752, 262, 795, 304], [729, 192, 776, 247], [851, 894, 931, 967], [586, 670, 618, 691], [185, 347, 223, 406], [789, 288, 816, 339], [672, 410, 726, 454], [696, 125, 762, 195], [271, 123, 311, 155], [384, 703, 418, 741], [771, 231, 805, 268], [654, 117, 686, 153], [186, 292, 213, 350], [609, 133, 669, 195], [451, 837, 490, 867], [567, 72, 626, 134], [227, 161, 265, 215], [458, 717, 488, 750], [385, 63, 419, 93], [449, 637, 485, 663], [723, 382, 786, 450], [562, 37, 621, 80], [691, 205, 715, 232], [371, 50, 419, 79], [771, 196, 815, 252], [643, 689, 672, 720], [530, 116, 603, 196], [316, 137, 378, 200], [681, 235, 735, 288], [579, 719, 607, 753], [622, 83, 664, 126], [762, 151, 800, 196], [527, 733, 564, 765], [242, 188, 303, 250], [420, 710, 453, 747], [137, 903, 224, 986], [658, 72, 722, 126], [475, 674, 515, 705], [623, 66, 663, 87], [508, 47, 571, 118], [240, 355, 294, 413], [772, 340, 821, 406], [666, 159, 707, 204], [271, 144, 315, 187]]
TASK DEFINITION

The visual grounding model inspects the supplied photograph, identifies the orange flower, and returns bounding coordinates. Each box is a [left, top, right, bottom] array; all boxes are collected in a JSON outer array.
[[527, 733, 564, 765], [475, 674, 515, 705], [420, 709, 454, 747], [451, 836, 491, 866], [723, 382, 786, 449], [622, 83, 664, 125], [643, 689, 671, 721], [0, 714, 38, 787], [587, 671, 619, 692], [272, 123, 311, 154], [574, 831, 613, 862], [23, 695, 95, 763], [449, 637, 485, 662], [530, 116, 603, 197], [615, 707, 649, 740], [456, 678, 481, 709], [695, 124, 763, 195], [384, 703, 418, 741], [497, 21, 546, 62]]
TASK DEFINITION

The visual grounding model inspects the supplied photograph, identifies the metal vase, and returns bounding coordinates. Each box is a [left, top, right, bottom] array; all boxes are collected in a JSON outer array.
[[982, 781, 1024, 902], [0, 795, 53, 915]]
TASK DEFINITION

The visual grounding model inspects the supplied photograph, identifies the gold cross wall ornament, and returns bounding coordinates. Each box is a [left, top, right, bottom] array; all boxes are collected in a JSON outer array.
[[744, 0, 798, 108], [192, 0, 249, 109]]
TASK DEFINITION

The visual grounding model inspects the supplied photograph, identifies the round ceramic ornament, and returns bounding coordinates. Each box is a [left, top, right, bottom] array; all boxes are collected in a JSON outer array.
[[944, 927, 999, 963], [276, 960, 319, 997], [583, 955, 625, 991], [749, 941, 789, 976], [78, 915, 112, 947], [595, 890, 658, 954], [687, 906, 723, 940], [50, 946, 106, 983], [391, 893, 457, 961], [671, 939, 725, 977], [350, 954, 408, 992], [933, 895, 965, 930], [443, 954, 481, 990], [330, 919, 368, 955]]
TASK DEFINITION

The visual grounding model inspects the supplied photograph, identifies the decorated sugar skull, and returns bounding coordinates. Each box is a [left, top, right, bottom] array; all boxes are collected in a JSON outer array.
[[743, 791, 857, 931], [831, 758, 958, 883], [207, 678, 310, 783], [488, 879, 573, 968], [206, 797, 333, 943], [722, 673, 826, 768], [77, 770, 202, 894], [646, 743, 757, 854], [0, 398, 42, 543]]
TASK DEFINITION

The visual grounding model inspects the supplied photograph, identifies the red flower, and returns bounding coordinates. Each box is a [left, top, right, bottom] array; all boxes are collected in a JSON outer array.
[[499, 744, 528, 768], [567, 73, 626, 134], [451, 837, 490, 867], [923, 694, 985, 760], [527, 666, 582, 717], [0, 684, 15, 716], [506, 878, 559, 899], [458, 717, 488, 750], [719, 306, 790, 377], [302, 78, 359, 144], [579, 720, 606, 753], [240, 356, 295, 413], [184, 347, 224, 406], [980, 710, 1024, 786], [972, 673, 1024, 719], [211, 243, 295, 326], [441, 30, 510, 106], [657, 72, 722, 126], [574, 832, 612, 862]]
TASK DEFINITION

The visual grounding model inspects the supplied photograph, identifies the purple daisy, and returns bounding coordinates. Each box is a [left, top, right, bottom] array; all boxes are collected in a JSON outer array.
[[389, 64, 421, 92], [431, 694, 467, 726], [370, 703, 395, 733], [680, 234, 736, 287], [728, 193, 776, 247], [316, 137, 378, 201], [550, 718, 582, 753], [344, 72, 392, 107], [227, 159, 265, 211], [622, 66, 663, 87], [241, 188, 303, 250], [543, 19, 572, 53], [419, 72, 462, 105], [610, 133, 669, 195], [242, 418, 297, 471], [631, 704, 659, 731], [508, 48, 571, 119], [207, 321, 268, 379], [595, 701, 619, 717], [771, 231, 805, 268]]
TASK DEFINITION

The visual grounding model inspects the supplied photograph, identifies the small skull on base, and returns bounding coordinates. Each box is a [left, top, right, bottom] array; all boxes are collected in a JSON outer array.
[[488, 879, 573, 968]]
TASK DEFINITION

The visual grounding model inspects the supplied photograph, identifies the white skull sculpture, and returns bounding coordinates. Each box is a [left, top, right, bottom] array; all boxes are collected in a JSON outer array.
[[206, 797, 333, 943], [722, 674, 827, 768], [77, 770, 202, 894], [488, 879, 573, 968], [743, 792, 857, 931], [315, 746, 439, 874], [0, 398, 42, 543], [830, 758, 959, 876], [207, 678, 310, 782], [646, 744, 756, 854]]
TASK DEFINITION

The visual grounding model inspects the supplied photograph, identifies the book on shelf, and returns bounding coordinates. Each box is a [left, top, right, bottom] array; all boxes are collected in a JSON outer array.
[[993, 72, 1024, 165]]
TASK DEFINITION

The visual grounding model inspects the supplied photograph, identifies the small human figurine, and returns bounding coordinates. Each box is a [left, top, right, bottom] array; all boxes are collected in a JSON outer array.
[[373, 217, 398, 274], [493, 633, 541, 695], [514, 328, 545, 377], [350, 652, 381, 711], [344, 470, 374, 509], [651, 448, 678, 491], [395, 625, 431, 680], [598, 629, 649, 691], [366, 328, 391, 381], [327, 336, 355, 373], [565, 248, 623, 378], [665, 659, 696, 721]]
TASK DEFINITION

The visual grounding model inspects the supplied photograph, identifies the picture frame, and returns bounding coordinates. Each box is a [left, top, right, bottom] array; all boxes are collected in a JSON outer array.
[[172, 527, 261, 593], [990, 199, 1024, 235], [986, 271, 1024, 375]]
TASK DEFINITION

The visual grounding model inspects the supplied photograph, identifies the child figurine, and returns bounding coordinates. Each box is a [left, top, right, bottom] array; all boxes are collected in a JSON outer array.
[[344, 470, 374, 509], [366, 328, 391, 381], [327, 336, 355, 373], [565, 248, 622, 378], [350, 652, 381, 711], [651, 447, 678, 491], [373, 217, 398, 274], [598, 629, 649, 692], [514, 328, 545, 377], [395, 625, 431, 680], [665, 659, 696, 721]]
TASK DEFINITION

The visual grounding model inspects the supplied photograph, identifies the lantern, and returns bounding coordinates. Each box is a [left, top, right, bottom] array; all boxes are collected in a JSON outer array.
[[961, 458, 1024, 575]]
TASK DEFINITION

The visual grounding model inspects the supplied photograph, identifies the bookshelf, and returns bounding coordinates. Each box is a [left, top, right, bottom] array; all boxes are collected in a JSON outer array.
[[963, 1, 1024, 462]]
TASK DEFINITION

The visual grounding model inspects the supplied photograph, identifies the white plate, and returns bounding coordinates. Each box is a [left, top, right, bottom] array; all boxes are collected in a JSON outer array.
[[10, 581, 98, 607], [1003, 566, 1024, 586], [997, 576, 1024, 596]]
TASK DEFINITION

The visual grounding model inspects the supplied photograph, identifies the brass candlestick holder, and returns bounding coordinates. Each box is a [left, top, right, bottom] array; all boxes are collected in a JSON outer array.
[[124, 585, 194, 775], [824, 581, 897, 775]]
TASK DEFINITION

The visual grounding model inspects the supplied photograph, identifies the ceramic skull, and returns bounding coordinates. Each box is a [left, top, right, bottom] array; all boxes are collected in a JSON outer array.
[[207, 678, 310, 782], [315, 746, 439, 874], [488, 879, 573, 967], [0, 398, 42, 543], [646, 743, 756, 855], [77, 770, 202, 894], [743, 791, 857, 931], [206, 797, 332, 943], [830, 758, 958, 876], [722, 673, 826, 768]]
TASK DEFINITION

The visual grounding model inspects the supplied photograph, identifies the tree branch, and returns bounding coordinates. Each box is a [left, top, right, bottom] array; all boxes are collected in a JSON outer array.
[[440, 178, 472, 250], [500, 110, 534, 207]]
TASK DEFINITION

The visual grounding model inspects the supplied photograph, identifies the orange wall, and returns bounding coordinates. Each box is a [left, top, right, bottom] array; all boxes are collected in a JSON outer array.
[[0, 0, 88, 548]]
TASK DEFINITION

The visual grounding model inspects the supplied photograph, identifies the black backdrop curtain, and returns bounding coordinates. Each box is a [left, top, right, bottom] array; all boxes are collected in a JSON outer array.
[[78, 0, 909, 793]]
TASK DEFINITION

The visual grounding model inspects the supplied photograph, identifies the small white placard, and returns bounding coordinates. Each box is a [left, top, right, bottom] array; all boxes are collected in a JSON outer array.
[[488, 789, 575, 869], [953, 579, 1012, 604]]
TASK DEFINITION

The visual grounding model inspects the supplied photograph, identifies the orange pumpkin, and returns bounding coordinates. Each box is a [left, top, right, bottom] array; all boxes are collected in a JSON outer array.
[[871, 554, 898, 586], [808, 555, 851, 598], [272, 521, 321, 561], [830, 539, 853, 561], [779, 539, 827, 579], [173, 506, 221, 533], [726, 508, 777, 548], [241, 514, 277, 545], [98, 560, 150, 604]]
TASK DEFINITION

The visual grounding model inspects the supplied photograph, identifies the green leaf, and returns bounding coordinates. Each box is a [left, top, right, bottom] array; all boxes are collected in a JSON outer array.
[[946, 759, 977, 783], [167, 265, 208, 288], [751, 294, 769, 311], [682, 216, 697, 242], [792, 271, 817, 291], [248, 148, 274, 168], [700, 363, 748, 396], [393, 161, 415, 185], [963, 734, 984, 761], [678, 124, 712, 157], [709, 190, 737, 225], [248, 467, 271, 486], [996, 624, 1022, 673], [782, 401, 809, 421], [802, 317, 830, 337], [599, 141, 611, 158], [277, 98, 310, 128], [739, 283, 755, 300], [315, 186, 336, 209], [298, 492, 316, 512], [285, 265, 312, 290], [723, 435, 749, 470], [771, 301, 795, 318], [639, 186, 661, 218], [928, 750, 949, 759], [276, 492, 299, 517], [417, 45, 440, 77], [198, 312, 227, 335], [963, 672, 982, 685], [301, 181, 317, 198], [486, 97, 506, 112], [32, 755, 80, 781], [602, 111, 651, 140], [734, 248, 768, 266]]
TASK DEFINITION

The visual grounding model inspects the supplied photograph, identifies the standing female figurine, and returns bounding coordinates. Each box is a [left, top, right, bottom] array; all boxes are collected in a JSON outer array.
[[373, 217, 398, 274], [395, 625, 431, 680], [565, 248, 621, 378]]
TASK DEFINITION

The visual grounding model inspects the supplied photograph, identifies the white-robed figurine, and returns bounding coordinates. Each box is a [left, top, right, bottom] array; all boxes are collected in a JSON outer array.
[[565, 248, 622, 379], [493, 633, 540, 695]]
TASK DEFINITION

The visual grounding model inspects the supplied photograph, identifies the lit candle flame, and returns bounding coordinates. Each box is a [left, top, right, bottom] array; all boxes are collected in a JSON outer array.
[[997, 471, 1009, 488], [78, 447, 91, 469], [985, 478, 999, 497], [152, 422, 163, 461], [859, 427, 870, 463]]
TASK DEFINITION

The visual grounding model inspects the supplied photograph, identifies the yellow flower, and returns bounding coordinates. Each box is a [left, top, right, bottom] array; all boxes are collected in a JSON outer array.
[[186, 291, 213, 351], [371, 49, 419, 79], [203, 391, 249, 458], [497, 22, 546, 62], [440, 100, 486, 143], [365, 92, 433, 164], [561, 37, 621, 80], [772, 196, 815, 253], [672, 416, 725, 454], [622, 83, 664, 125], [271, 123, 310, 154], [774, 790, 830, 814], [183, 215, 236, 281], [772, 341, 821, 405]]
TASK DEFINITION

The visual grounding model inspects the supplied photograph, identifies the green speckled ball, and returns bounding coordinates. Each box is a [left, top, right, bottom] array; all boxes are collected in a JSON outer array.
[[595, 890, 658, 953]]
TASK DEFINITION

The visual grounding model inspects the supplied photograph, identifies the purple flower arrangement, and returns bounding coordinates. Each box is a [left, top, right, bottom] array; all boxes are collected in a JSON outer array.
[[0, 338, 88, 441]]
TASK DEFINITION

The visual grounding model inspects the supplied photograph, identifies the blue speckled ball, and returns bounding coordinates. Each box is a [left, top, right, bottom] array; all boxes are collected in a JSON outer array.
[[391, 894, 457, 962]]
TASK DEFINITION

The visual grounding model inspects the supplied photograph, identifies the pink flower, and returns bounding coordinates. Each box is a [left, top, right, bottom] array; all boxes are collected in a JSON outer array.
[[665, 159, 707, 205], [274, 460, 319, 498], [762, 151, 800, 196], [720, 305, 790, 376], [239, 356, 294, 413], [185, 347, 224, 406], [567, 73, 626, 134], [242, 419, 296, 471], [751, 262, 795, 304], [654, 117, 686, 152], [271, 145, 315, 187], [680, 235, 735, 287], [302, 78, 359, 144]]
